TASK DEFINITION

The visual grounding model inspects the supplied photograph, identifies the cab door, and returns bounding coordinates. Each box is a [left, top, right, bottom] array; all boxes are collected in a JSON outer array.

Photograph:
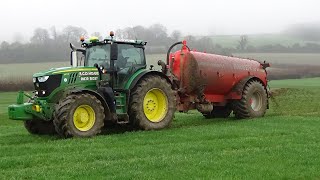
[[114, 44, 146, 89]]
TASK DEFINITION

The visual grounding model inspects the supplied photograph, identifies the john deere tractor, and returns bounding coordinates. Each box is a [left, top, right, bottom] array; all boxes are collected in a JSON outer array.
[[8, 32, 176, 138]]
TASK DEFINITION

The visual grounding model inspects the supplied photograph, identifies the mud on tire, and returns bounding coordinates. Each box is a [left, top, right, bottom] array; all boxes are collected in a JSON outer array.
[[53, 93, 105, 138], [129, 75, 176, 130], [24, 119, 56, 135], [232, 80, 268, 119], [203, 106, 232, 119]]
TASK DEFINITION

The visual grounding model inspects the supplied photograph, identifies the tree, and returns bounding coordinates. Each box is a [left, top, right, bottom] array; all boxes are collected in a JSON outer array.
[[0, 41, 10, 50], [184, 35, 197, 48], [149, 24, 168, 45], [196, 37, 215, 53], [238, 35, 248, 51], [50, 26, 58, 40], [170, 30, 182, 42], [62, 26, 88, 43], [30, 28, 50, 44]]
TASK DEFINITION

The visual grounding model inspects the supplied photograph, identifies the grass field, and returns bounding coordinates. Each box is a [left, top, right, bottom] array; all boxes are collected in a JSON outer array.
[[1, 78, 320, 179], [269, 77, 320, 88], [211, 34, 320, 48], [234, 53, 320, 65]]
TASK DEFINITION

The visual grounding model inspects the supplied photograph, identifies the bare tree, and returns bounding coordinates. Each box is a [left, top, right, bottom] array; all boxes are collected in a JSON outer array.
[[196, 37, 215, 53], [171, 30, 182, 42], [50, 26, 58, 40], [30, 28, 50, 44], [0, 41, 10, 50], [62, 26, 87, 43], [238, 35, 248, 51]]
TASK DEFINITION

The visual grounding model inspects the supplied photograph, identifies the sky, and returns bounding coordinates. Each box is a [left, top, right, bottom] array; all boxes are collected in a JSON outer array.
[[0, 0, 319, 42]]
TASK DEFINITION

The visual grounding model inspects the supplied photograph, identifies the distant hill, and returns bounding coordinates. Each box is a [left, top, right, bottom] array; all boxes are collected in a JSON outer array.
[[207, 34, 320, 48]]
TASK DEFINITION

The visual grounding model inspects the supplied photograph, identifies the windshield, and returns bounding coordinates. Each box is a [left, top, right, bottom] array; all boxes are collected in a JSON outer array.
[[85, 45, 110, 67]]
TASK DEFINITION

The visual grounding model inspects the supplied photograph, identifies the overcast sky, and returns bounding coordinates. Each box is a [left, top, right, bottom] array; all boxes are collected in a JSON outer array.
[[0, 0, 319, 42]]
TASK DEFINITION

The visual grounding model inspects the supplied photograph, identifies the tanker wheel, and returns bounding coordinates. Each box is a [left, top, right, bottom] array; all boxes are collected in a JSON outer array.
[[233, 80, 268, 119], [203, 106, 232, 119], [129, 75, 176, 130], [53, 93, 105, 138], [24, 119, 56, 135]]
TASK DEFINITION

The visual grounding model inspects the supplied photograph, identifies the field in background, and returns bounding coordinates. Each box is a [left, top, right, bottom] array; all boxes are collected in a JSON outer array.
[[1, 78, 320, 178], [269, 77, 320, 88], [1, 53, 320, 81], [234, 53, 320, 65], [1, 53, 320, 90], [0, 54, 166, 81], [211, 34, 320, 48]]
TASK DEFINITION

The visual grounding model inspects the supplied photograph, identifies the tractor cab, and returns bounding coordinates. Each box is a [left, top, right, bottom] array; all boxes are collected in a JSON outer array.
[[71, 32, 147, 89]]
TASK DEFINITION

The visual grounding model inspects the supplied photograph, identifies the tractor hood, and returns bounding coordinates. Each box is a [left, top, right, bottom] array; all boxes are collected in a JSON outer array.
[[33, 67, 98, 77]]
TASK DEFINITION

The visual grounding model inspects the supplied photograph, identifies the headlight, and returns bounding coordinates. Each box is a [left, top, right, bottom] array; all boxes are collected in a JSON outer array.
[[33, 78, 36, 83], [38, 76, 49, 83]]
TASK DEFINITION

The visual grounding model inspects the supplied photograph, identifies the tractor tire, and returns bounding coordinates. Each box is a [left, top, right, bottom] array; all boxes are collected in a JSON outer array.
[[233, 80, 268, 119], [203, 106, 232, 119], [53, 93, 105, 138], [129, 75, 176, 130], [24, 119, 56, 135]]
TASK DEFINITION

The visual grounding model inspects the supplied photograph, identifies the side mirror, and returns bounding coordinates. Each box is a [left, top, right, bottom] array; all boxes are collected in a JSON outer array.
[[70, 51, 77, 67], [110, 43, 118, 60]]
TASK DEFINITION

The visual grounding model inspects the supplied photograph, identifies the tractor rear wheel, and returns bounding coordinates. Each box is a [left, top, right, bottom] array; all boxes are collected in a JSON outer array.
[[203, 106, 232, 119], [53, 93, 105, 138], [24, 119, 56, 135], [129, 75, 176, 130], [232, 80, 268, 119]]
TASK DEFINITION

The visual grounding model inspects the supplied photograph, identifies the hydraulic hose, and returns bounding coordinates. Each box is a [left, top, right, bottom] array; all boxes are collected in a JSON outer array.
[[166, 41, 191, 65]]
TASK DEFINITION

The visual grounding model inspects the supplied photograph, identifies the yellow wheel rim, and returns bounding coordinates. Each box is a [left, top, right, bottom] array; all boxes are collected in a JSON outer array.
[[143, 88, 168, 122], [73, 105, 96, 131]]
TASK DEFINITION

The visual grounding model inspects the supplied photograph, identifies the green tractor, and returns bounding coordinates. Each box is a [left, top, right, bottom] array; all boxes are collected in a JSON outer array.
[[8, 32, 176, 138]]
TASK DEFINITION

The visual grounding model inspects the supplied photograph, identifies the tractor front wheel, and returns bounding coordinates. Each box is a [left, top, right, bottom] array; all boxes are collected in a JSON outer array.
[[53, 93, 105, 138], [24, 119, 56, 135], [129, 75, 176, 130], [232, 80, 268, 119]]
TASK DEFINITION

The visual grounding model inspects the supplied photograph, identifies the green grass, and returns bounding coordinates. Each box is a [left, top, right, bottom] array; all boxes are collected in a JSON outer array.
[[1, 78, 320, 178], [270, 77, 320, 88]]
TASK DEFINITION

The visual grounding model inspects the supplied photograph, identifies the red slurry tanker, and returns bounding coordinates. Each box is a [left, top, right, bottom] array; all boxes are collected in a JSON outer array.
[[160, 40, 270, 118], [9, 33, 270, 138]]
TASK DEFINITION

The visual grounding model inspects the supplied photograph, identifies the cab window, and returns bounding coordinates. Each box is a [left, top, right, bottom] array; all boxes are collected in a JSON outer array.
[[117, 44, 145, 68], [86, 45, 110, 67]]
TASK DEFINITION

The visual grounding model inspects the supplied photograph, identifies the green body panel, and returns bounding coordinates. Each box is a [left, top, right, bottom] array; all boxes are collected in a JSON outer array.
[[8, 67, 149, 121], [36, 67, 103, 102], [124, 69, 148, 89], [113, 69, 149, 114], [9, 66, 102, 121], [33, 66, 96, 77], [8, 103, 34, 120], [115, 92, 127, 114], [9, 93, 56, 121]]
